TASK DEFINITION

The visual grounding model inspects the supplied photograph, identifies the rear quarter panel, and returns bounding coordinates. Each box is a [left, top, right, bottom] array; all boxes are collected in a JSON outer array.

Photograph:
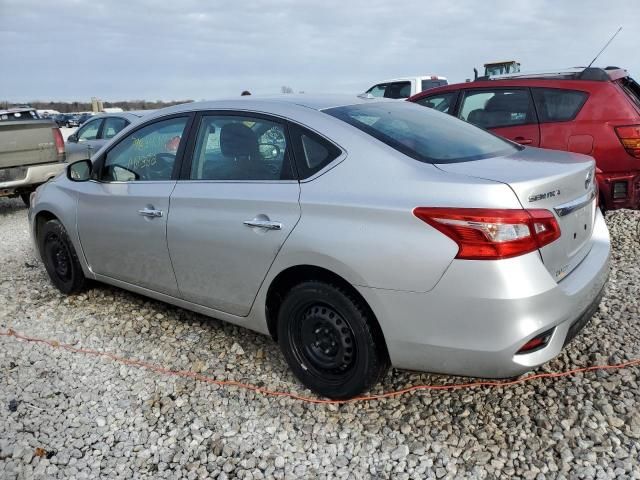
[[267, 117, 523, 293]]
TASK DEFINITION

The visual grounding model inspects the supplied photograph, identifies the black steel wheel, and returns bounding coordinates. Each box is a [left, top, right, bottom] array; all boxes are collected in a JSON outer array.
[[278, 280, 388, 399], [39, 219, 86, 294]]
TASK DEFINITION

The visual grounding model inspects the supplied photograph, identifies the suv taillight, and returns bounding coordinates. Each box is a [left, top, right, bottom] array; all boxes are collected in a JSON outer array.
[[413, 208, 561, 260], [52, 127, 65, 157], [615, 125, 640, 158]]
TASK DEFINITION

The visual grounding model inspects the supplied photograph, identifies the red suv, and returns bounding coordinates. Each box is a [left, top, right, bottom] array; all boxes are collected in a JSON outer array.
[[408, 67, 640, 210]]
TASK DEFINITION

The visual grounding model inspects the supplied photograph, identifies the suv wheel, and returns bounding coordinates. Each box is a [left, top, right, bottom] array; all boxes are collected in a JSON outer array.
[[277, 281, 388, 399], [39, 219, 86, 294]]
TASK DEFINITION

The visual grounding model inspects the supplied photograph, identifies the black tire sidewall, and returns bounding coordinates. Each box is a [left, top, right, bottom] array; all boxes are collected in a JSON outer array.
[[277, 281, 384, 399], [20, 192, 31, 207], [39, 220, 85, 294]]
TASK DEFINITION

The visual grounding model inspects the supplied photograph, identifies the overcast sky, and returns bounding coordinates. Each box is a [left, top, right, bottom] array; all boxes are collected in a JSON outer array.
[[1, 0, 638, 102]]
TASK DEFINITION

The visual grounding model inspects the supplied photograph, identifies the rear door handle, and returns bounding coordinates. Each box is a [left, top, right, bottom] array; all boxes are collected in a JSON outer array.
[[243, 219, 282, 230], [138, 208, 163, 218], [514, 137, 533, 145]]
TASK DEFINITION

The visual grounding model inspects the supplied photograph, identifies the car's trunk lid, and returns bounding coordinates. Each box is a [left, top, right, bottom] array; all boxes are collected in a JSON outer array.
[[435, 147, 597, 282]]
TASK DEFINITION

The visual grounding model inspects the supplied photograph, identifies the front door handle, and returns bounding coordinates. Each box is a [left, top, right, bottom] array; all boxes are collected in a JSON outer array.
[[138, 208, 163, 218], [514, 137, 533, 145], [243, 219, 282, 230]]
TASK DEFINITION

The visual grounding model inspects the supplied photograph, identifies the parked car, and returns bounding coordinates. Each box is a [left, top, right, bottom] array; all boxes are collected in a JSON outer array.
[[77, 113, 94, 125], [30, 96, 610, 399], [65, 111, 152, 163], [53, 114, 71, 128], [365, 75, 448, 99], [0, 108, 66, 206], [408, 67, 640, 210], [66, 115, 81, 128]]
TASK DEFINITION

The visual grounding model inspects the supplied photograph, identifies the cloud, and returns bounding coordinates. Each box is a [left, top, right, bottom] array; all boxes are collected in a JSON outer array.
[[0, 0, 637, 101]]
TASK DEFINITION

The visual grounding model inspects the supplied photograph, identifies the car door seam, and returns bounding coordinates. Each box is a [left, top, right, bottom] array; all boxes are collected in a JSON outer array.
[[165, 181, 184, 299]]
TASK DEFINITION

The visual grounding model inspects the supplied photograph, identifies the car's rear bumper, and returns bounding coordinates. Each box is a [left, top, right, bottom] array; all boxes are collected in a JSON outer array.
[[0, 162, 66, 196], [357, 210, 611, 378]]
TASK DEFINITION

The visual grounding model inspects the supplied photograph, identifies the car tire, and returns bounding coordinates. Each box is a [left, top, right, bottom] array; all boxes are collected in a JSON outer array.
[[277, 280, 388, 399], [20, 192, 31, 207], [39, 219, 87, 294]]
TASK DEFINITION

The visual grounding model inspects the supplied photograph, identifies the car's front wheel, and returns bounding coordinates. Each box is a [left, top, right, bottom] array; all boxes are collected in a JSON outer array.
[[277, 281, 388, 399], [39, 219, 87, 294]]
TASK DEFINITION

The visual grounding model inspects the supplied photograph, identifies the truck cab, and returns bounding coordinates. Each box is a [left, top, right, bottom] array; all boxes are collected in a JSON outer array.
[[365, 75, 448, 99], [0, 108, 66, 206]]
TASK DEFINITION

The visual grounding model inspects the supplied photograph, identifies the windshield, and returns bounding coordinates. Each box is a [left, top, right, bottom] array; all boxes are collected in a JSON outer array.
[[325, 101, 519, 164]]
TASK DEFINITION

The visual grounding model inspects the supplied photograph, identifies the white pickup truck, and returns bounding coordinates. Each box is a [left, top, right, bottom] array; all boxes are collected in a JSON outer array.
[[0, 108, 66, 206], [364, 75, 448, 99]]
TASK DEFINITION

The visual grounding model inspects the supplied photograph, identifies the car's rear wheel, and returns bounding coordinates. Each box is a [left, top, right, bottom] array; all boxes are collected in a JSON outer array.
[[277, 280, 388, 399], [39, 219, 86, 294]]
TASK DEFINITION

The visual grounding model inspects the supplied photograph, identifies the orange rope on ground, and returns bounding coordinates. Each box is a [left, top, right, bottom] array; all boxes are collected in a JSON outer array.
[[1, 328, 639, 405]]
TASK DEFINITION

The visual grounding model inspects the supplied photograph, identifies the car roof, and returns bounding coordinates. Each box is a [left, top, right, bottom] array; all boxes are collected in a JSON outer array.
[[408, 69, 633, 101], [88, 110, 156, 120], [141, 94, 397, 120], [371, 76, 447, 84]]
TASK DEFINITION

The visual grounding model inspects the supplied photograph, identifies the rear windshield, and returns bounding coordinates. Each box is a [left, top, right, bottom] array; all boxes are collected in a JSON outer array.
[[421, 79, 447, 91], [325, 101, 518, 164], [0, 110, 40, 121], [618, 77, 640, 109]]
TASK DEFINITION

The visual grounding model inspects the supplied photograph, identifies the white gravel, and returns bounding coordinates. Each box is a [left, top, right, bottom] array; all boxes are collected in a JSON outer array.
[[1, 197, 639, 479]]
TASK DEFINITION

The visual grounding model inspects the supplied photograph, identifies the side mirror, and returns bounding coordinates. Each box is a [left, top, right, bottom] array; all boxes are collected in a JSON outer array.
[[68, 133, 78, 143], [67, 159, 92, 182]]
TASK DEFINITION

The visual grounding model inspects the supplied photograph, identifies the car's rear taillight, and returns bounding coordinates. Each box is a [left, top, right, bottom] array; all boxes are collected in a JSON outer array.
[[413, 207, 561, 260], [52, 127, 65, 157], [615, 125, 640, 158]]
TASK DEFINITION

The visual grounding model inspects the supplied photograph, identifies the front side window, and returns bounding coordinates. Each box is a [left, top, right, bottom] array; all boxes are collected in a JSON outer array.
[[101, 117, 188, 182], [189, 115, 293, 181], [366, 82, 412, 99], [415, 92, 458, 114], [102, 117, 129, 139], [77, 119, 103, 141], [458, 89, 535, 129], [532, 88, 588, 122], [325, 101, 518, 164], [366, 84, 387, 98]]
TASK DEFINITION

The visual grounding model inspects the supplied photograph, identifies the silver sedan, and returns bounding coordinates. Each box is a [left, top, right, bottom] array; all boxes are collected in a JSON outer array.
[[65, 111, 154, 163], [29, 95, 610, 399]]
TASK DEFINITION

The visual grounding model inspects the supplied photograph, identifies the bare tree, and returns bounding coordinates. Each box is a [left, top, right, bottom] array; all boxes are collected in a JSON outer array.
[[280, 86, 294, 94]]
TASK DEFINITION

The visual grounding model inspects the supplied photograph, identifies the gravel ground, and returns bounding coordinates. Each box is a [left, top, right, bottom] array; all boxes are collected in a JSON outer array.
[[1, 197, 639, 479]]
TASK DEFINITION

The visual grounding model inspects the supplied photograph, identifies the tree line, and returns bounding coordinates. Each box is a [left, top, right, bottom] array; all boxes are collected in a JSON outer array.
[[1, 99, 194, 113]]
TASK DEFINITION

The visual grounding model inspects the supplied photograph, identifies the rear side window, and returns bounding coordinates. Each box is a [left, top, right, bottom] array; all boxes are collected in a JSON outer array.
[[414, 92, 458, 114], [532, 88, 588, 122], [618, 77, 640, 109], [325, 102, 518, 164], [289, 124, 342, 179], [0, 110, 39, 121], [458, 89, 535, 129]]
